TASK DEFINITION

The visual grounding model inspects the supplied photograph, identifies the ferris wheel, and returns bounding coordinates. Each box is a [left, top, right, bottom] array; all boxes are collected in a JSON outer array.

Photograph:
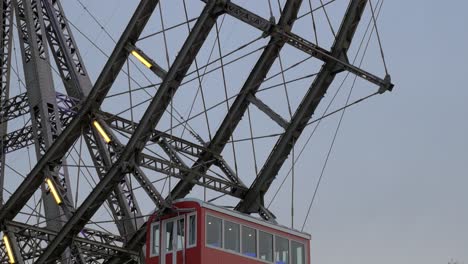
[[0, 0, 393, 263]]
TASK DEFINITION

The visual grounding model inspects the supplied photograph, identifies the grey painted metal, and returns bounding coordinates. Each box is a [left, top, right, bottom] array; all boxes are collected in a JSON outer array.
[[33, 1, 221, 262], [104, 112, 241, 185], [236, 0, 375, 214], [0, 0, 13, 206], [11, 1, 83, 262], [219, 0, 392, 90], [138, 152, 248, 197], [12, 0, 73, 226], [169, 0, 304, 202], [4, 221, 138, 262], [0, 0, 161, 227], [102, 222, 148, 264], [248, 94, 289, 129], [0, 99, 73, 154], [0, 92, 29, 124], [40, 0, 92, 98]]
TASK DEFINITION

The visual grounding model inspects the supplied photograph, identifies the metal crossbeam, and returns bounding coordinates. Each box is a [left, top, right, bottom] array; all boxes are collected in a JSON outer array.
[[0, 92, 80, 125], [0, 0, 13, 207], [2, 103, 74, 153], [0, 93, 29, 124], [248, 94, 289, 129], [138, 152, 247, 197], [103, 111, 242, 184], [41, 0, 92, 98], [236, 0, 376, 214], [3, 221, 137, 262], [211, 0, 392, 91]]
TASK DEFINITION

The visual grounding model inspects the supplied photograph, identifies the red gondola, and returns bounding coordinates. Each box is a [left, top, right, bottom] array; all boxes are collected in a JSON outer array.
[[146, 199, 310, 264]]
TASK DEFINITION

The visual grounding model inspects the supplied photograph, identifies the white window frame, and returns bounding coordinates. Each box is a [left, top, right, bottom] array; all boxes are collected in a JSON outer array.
[[162, 215, 186, 256], [149, 221, 160, 257], [204, 214, 309, 264], [241, 224, 258, 259], [223, 219, 240, 253], [205, 214, 223, 249], [290, 239, 308, 264], [258, 230, 274, 263], [274, 235, 290, 264], [186, 212, 197, 248]]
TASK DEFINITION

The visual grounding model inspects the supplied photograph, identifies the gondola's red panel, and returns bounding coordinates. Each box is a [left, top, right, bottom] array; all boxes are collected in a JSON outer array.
[[146, 199, 310, 264]]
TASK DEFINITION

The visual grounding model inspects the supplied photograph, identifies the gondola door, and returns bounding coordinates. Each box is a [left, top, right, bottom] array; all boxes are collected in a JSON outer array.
[[161, 216, 185, 264]]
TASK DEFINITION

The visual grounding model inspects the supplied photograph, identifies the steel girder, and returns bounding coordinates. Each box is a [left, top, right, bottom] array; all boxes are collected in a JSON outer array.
[[235, 0, 384, 214], [169, 0, 304, 212], [103, 112, 245, 193], [33, 1, 221, 262], [211, 0, 391, 89], [11, 0, 88, 262], [0, 90, 246, 200], [40, 0, 91, 99], [0, 221, 137, 263], [0, 0, 13, 206]]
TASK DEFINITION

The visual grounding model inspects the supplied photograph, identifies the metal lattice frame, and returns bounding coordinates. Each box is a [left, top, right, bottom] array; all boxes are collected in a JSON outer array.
[[0, 0, 393, 262]]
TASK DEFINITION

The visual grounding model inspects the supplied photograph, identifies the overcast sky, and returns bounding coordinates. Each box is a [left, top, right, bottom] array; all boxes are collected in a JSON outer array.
[[8, 0, 466, 263]]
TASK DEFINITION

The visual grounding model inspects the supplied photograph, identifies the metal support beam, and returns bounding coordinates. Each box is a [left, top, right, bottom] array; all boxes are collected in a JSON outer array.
[[101, 222, 148, 264], [4, 221, 137, 262], [236, 0, 374, 215], [0, 0, 13, 206], [138, 152, 247, 197], [11, 2, 81, 262], [40, 0, 92, 98], [103, 106, 243, 185], [248, 94, 289, 129], [0, 93, 29, 124], [170, 0, 304, 202], [34, 1, 221, 262], [214, 0, 392, 91]]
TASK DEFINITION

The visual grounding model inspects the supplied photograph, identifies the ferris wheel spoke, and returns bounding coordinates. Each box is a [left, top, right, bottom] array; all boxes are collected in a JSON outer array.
[[170, 0, 304, 206], [237, 0, 388, 216]]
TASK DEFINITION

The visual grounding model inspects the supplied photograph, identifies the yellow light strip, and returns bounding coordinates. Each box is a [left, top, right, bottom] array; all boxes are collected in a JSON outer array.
[[46, 178, 63, 205], [93, 120, 111, 143], [131, 50, 152, 68], [3, 234, 16, 264]]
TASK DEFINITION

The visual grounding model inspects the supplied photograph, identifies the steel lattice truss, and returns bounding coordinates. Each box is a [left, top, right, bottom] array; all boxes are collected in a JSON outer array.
[[0, 0, 393, 263]]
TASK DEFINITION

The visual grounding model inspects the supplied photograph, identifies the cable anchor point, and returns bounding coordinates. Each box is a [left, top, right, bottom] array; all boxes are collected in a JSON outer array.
[[378, 74, 394, 94]]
